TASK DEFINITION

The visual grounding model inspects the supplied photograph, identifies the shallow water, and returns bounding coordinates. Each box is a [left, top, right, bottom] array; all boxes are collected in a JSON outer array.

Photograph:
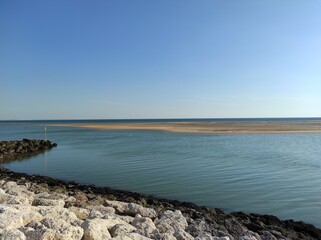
[[1, 120, 321, 227]]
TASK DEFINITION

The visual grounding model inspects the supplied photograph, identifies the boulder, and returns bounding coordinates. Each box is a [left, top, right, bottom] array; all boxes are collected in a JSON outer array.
[[195, 232, 215, 240], [112, 232, 152, 240], [131, 217, 158, 238], [155, 210, 188, 233], [109, 223, 137, 237], [0, 229, 26, 240], [172, 228, 194, 240], [158, 233, 177, 240], [105, 200, 157, 218], [81, 219, 111, 240], [41, 218, 84, 240], [259, 231, 277, 240], [69, 206, 90, 220], [0, 206, 24, 230], [32, 198, 65, 207], [86, 205, 115, 215], [238, 231, 262, 240], [37, 206, 81, 226]]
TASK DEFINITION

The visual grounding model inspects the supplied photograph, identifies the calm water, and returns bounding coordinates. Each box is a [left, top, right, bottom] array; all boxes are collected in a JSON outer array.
[[1, 120, 321, 227]]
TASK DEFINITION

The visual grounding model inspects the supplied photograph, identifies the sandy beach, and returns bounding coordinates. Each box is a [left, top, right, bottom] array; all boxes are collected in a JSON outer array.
[[49, 120, 321, 134]]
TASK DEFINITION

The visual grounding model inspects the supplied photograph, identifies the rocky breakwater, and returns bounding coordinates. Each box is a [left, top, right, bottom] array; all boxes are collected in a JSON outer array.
[[0, 139, 57, 162], [0, 169, 321, 240]]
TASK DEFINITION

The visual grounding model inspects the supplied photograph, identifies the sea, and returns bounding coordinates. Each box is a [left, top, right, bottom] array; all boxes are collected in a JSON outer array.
[[1, 118, 321, 227]]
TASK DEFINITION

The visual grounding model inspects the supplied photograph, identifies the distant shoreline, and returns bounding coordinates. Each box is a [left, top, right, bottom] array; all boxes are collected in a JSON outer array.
[[48, 120, 321, 134]]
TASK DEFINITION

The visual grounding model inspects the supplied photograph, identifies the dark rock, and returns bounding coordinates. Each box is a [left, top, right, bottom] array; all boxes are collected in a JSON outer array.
[[0, 139, 57, 162]]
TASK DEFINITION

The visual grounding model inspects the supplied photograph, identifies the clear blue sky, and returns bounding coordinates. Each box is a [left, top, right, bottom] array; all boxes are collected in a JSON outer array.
[[1, 0, 321, 120]]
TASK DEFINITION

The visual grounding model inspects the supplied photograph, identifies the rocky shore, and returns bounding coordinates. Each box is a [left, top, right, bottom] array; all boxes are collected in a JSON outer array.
[[0, 139, 57, 162], [0, 168, 320, 240]]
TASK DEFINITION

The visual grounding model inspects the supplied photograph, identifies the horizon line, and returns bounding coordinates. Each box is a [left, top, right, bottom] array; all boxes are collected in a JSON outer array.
[[1, 116, 321, 122]]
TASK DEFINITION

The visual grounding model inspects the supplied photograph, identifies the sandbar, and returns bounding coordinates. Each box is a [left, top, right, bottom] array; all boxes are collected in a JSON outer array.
[[49, 120, 321, 134]]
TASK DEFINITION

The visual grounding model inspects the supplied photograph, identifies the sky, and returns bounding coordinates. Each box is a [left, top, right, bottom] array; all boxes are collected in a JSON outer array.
[[1, 0, 321, 120]]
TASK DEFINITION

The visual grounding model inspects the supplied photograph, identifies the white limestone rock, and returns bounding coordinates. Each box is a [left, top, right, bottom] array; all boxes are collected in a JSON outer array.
[[158, 233, 177, 240], [116, 215, 134, 224], [33, 198, 65, 207], [173, 228, 194, 240], [0, 192, 10, 204], [88, 210, 104, 219], [20, 211, 44, 226], [105, 200, 127, 212], [109, 223, 137, 237], [0, 229, 26, 240], [131, 217, 158, 238], [6, 196, 31, 205], [155, 210, 188, 233], [102, 214, 132, 228], [1, 181, 18, 191], [20, 226, 57, 240], [86, 205, 116, 215], [214, 237, 231, 240], [112, 232, 152, 240], [195, 232, 215, 240], [81, 219, 111, 240], [41, 218, 84, 240], [105, 200, 157, 218], [37, 206, 81, 226], [124, 203, 157, 218], [0, 206, 24, 230], [238, 231, 262, 240], [69, 206, 90, 220], [0, 180, 6, 186]]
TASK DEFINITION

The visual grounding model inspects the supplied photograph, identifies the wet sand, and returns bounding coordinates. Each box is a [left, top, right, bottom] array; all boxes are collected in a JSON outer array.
[[49, 120, 321, 134]]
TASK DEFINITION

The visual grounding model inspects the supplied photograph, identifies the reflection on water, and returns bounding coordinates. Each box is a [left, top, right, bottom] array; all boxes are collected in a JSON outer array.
[[1, 122, 321, 227]]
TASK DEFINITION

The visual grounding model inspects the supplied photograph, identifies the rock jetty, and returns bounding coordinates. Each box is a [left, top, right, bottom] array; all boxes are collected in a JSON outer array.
[[0, 139, 57, 162], [0, 168, 320, 240]]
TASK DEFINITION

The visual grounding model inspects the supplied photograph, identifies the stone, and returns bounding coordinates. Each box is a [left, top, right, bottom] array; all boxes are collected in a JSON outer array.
[[86, 205, 115, 215], [117, 215, 135, 224], [109, 223, 137, 237], [33, 198, 65, 207], [105, 200, 157, 218], [112, 232, 152, 240], [37, 206, 81, 226], [20, 211, 44, 226], [215, 237, 231, 240], [0, 229, 26, 240], [88, 210, 104, 219], [131, 217, 158, 238], [70, 206, 90, 220], [158, 233, 176, 240], [259, 231, 277, 240], [186, 219, 210, 237], [41, 218, 84, 240], [173, 228, 194, 240], [105, 199, 127, 212], [155, 210, 188, 233], [0, 206, 24, 230], [22, 222, 55, 240], [238, 231, 262, 240], [81, 219, 111, 240], [102, 214, 131, 228], [195, 232, 215, 240], [6, 196, 30, 205], [0, 192, 10, 204], [1, 181, 18, 190], [123, 203, 157, 218]]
